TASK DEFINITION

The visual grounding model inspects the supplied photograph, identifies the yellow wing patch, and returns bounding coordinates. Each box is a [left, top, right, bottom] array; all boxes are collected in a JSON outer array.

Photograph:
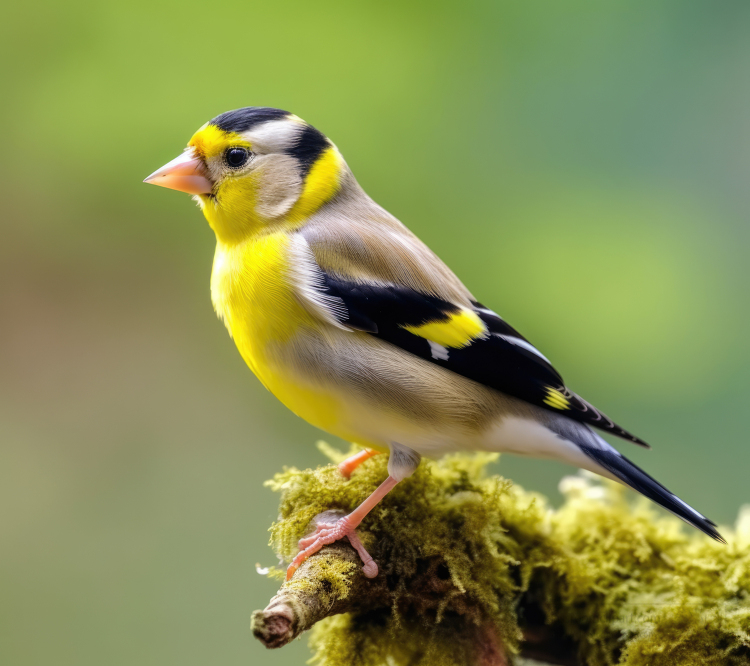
[[403, 309, 487, 348], [543, 387, 571, 410]]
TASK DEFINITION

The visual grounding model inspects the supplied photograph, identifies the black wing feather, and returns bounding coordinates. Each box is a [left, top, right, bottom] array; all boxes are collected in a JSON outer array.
[[321, 273, 650, 448]]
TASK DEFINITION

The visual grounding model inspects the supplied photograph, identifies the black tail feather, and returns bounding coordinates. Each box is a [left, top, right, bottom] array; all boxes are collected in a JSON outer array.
[[580, 447, 725, 543]]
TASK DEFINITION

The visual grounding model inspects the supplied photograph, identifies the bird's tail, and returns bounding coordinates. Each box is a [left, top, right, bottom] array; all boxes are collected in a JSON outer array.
[[579, 445, 725, 543]]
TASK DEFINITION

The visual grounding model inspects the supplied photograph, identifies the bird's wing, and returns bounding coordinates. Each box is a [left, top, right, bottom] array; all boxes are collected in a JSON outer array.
[[290, 232, 649, 448]]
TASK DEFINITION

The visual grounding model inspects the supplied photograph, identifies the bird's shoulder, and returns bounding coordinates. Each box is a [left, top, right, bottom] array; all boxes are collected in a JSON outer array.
[[299, 200, 474, 306]]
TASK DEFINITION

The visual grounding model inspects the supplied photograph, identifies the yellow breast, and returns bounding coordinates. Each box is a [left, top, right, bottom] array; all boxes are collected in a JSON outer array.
[[210, 232, 344, 434]]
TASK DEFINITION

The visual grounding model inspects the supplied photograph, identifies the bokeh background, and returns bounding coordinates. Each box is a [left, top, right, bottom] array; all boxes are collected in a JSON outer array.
[[2, 1, 749, 664]]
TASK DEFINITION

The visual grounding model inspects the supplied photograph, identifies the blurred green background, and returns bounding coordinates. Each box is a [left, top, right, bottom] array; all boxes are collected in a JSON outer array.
[[2, 1, 749, 664]]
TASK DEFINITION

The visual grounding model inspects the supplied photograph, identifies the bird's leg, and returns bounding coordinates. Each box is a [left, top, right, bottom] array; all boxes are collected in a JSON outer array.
[[286, 476, 398, 580], [286, 444, 421, 581], [338, 448, 381, 478]]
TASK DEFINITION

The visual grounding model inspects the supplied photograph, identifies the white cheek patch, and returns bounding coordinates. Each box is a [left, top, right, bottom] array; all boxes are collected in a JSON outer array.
[[253, 154, 304, 219]]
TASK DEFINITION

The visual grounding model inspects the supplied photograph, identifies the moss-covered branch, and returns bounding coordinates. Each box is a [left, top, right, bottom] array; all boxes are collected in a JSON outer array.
[[252, 521, 514, 664], [251, 444, 750, 666], [251, 537, 372, 649]]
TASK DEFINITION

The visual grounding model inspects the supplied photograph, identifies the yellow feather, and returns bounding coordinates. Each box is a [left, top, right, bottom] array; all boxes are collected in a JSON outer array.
[[543, 387, 570, 410], [211, 232, 352, 437], [285, 146, 343, 222], [403, 309, 486, 348], [189, 124, 248, 159]]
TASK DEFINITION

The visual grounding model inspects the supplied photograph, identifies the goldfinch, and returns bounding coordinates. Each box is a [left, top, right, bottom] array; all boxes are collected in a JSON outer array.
[[145, 107, 723, 579]]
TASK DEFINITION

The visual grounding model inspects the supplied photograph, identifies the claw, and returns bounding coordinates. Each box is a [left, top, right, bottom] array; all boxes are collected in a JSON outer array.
[[285, 515, 377, 580], [285, 563, 297, 581], [345, 531, 378, 578]]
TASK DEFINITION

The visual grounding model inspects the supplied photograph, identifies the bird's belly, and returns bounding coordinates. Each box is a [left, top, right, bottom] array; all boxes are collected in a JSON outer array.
[[241, 343, 390, 449], [261, 369, 478, 456], [251, 327, 512, 455], [226, 318, 348, 439], [258, 360, 352, 438]]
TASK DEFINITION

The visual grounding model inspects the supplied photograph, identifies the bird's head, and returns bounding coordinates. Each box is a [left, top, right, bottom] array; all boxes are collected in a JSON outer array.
[[144, 107, 345, 242]]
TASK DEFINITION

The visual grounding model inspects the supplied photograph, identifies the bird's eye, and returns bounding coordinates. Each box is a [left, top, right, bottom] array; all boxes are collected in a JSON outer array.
[[225, 147, 251, 169]]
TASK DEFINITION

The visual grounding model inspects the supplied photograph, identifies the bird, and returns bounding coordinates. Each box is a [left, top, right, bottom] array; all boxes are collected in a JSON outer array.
[[144, 106, 724, 579]]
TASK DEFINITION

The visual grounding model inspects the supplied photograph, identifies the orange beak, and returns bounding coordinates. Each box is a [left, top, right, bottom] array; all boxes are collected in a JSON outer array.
[[143, 149, 213, 195]]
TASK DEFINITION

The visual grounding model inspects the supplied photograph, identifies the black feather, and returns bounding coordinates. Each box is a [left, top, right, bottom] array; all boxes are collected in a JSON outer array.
[[210, 107, 290, 133], [580, 447, 725, 542], [323, 275, 459, 330], [287, 124, 330, 178]]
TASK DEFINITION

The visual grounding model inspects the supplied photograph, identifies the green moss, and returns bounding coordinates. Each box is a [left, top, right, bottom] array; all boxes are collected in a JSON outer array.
[[263, 445, 750, 666], [284, 554, 358, 608], [548, 474, 750, 665]]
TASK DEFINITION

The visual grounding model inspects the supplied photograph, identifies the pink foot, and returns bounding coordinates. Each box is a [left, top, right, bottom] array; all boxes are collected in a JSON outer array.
[[285, 515, 378, 581]]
